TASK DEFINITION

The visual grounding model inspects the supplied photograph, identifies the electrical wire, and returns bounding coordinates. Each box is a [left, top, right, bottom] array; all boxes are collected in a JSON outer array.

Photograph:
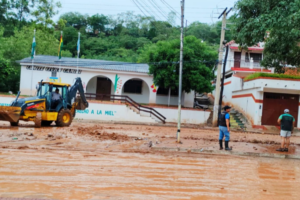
[[135, 0, 153, 18], [148, 0, 168, 21], [160, 0, 180, 17], [139, 0, 161, 20], [131, 0, 148, 17], [60, 2, 224, 10]]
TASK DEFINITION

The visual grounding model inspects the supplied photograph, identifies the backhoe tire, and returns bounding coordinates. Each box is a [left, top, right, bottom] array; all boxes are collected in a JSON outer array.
[[56, 109, 73, 127], [35, 112, 42, 128], [42, 121, 53, 126], [10, 121, 19, 127]]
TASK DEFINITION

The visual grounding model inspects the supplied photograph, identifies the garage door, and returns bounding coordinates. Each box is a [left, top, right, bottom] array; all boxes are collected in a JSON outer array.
[[262, 93, 299, 126]]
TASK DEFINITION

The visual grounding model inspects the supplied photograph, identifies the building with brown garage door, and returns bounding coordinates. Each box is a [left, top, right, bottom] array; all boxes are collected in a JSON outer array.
[[212, 41, 300, 128]]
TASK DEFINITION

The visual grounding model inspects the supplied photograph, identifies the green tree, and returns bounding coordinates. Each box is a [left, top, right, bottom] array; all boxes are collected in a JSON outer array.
[[233, 0, 300, 70], [59, 26, 79, 56], [139, 35, 217, 94], [0, 26, 71, 92], [32, 0, 61, 28], [87, 14, 109, 35], [14, 0, 34, 24], [60, 12, 88, 29]]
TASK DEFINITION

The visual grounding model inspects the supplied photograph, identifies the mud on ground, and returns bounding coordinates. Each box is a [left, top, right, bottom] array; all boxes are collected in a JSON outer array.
[[1, 121, 300, 199], [1, 121, 300, 154]]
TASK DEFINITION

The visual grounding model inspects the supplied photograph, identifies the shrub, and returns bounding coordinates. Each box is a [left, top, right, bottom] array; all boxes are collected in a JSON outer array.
[[244, 72, 300, 81]]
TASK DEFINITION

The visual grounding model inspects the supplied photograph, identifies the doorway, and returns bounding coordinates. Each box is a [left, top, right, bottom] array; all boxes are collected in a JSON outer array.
[[96, 77, 112, 100], [234, 52, 241, 68]]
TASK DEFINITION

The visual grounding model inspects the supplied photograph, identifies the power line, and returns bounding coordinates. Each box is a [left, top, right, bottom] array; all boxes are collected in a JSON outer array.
[[60, 2, 224, 9], [58, 6, 217, 14], [135, 0, 154, 18], [131, 0, 148, 17], [160, 0, 180, 16], [148, 0, 168, 21], [140, 0, 161, 20]]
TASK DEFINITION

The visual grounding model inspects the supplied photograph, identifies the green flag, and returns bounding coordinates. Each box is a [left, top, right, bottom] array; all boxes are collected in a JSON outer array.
[[31, 35, 36, 59]]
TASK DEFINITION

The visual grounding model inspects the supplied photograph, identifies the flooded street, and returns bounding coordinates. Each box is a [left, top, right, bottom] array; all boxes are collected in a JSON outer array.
[[0, 150, 300, 200], [0, 121, 300, 199]]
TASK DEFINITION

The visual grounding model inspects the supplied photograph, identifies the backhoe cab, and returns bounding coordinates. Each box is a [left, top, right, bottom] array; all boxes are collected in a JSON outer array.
[[0, 77, 88, 128]]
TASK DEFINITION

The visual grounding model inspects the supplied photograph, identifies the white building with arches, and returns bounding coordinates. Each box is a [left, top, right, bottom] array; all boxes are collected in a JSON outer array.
[[19, 56, 195, 107]]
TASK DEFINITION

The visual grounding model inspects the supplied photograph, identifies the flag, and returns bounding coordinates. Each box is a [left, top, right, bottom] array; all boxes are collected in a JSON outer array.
[[31, 35, 36, 59], [77, 34, 80, 56], [58, 33, 63, 59]]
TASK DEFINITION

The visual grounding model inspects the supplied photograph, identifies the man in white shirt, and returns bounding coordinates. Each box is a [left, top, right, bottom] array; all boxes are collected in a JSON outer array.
[[52, 88, 62, 109]]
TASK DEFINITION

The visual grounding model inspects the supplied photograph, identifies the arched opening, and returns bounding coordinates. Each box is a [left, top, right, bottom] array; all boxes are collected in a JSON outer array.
[[121, 78, 150, 104], [86, 75, 114, 100], [156, 87, 178, 106]]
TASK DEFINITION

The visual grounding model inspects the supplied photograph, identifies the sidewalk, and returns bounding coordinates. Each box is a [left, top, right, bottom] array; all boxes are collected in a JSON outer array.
[[150, 133, 300, 160], [73, 119, 300, 136]]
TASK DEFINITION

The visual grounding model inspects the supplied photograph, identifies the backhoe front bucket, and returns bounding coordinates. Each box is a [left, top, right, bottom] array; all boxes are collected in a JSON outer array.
[[0, 106, 21, 123]]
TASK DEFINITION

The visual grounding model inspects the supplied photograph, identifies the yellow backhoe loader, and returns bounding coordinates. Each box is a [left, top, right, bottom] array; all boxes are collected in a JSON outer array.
[[0, 77, 88, 127]]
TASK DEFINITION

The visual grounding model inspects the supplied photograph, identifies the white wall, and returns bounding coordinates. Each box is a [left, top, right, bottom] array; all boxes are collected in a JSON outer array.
[[122, 79, 150, 104], [19, 65, 195, 108], [155, 107, 210, 124], [156, 95, 178, 106], [231, 88, 263, 125], [0, 96, 209, 124]]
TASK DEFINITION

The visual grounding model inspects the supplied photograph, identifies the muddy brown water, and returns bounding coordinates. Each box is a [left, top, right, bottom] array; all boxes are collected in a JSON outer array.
[[0, 149, 300, 200], [0, 121, 300, 199]]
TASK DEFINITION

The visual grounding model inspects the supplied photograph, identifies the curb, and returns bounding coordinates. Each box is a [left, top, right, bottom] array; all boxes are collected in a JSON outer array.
[[73, 119, 300, 136], [74, 119, 210, 129], [151, 147, 300, 160], [72, 119, 298, 135]]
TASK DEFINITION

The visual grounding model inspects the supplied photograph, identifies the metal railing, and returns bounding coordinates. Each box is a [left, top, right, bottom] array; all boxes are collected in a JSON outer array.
[[227, 60, 263, 69], [85, 93, 166, 123], [240, 61, 262, 69]]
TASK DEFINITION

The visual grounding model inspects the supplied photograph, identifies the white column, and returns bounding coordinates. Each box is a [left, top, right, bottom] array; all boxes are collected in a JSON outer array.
[[149, 85, 157, 104]]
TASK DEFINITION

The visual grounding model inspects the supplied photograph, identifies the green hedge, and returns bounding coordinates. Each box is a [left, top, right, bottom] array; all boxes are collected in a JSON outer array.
[[244, 72, 300, 81]]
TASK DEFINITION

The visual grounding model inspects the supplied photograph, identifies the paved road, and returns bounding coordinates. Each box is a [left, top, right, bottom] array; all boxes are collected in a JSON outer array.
[[0, 149, 299, 200]]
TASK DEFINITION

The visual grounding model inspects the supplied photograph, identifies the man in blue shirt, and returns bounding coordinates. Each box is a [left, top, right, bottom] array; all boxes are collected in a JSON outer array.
[[218, 105, 232, 151], [276, 109, 295, 152]]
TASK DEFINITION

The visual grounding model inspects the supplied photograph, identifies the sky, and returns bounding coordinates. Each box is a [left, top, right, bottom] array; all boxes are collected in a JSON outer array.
[[56, 0, 237, 25]]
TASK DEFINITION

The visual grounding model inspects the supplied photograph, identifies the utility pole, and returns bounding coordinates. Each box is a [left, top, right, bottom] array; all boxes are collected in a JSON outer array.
[[177, 0, 185, 143], [212, 8, 232, 127], [219, 44, 229, 114]]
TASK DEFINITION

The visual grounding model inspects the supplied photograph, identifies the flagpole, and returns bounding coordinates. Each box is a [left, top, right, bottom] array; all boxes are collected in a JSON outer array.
[[77, 32, 80, 78], [59, 31, 62, 82], [30, 29, 36, 96]]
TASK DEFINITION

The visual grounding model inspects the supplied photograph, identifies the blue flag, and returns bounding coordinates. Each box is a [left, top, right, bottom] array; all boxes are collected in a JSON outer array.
[[77, 35, 80, 55]]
